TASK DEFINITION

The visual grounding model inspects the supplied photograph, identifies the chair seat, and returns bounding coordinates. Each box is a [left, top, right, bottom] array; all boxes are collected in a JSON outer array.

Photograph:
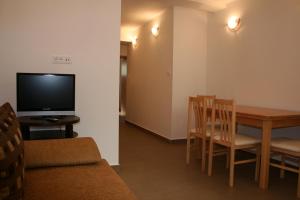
[[190, 123, 221, 138], [190, 128, 211, 137], [271, 138, 300, 153], [213, 133, 260, 146], [234, 134, 261, 146]]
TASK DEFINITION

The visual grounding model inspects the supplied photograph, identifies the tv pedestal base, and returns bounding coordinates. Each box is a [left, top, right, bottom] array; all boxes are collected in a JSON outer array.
[[18, 115, 80, 140]]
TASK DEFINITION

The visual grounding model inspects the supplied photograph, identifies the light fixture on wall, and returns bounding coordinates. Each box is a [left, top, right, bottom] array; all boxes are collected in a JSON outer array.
[[151, 24, 159, 37], [131, 36, 138, 47], [227, 16, 241, 31]]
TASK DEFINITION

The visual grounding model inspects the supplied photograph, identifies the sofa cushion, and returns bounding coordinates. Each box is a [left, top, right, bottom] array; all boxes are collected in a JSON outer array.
[[0, 103, 24, 200], [24, 159, 137, 200], [24, 137, 102, 169]]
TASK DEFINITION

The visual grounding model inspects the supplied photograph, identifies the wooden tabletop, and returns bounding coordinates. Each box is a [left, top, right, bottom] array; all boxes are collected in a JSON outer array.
[[237, 105, 300, 119], [235, 105, 300, 190]]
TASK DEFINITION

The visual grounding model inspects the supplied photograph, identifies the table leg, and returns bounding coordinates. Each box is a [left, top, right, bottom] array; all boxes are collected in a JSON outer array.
[[259, 120, 272, 189]]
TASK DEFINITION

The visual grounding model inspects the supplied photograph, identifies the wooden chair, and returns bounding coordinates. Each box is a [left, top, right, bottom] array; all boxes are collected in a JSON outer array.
[[207, 99, 261, 187], [186, 95, 215, 172], [270, 138, 300, 198]]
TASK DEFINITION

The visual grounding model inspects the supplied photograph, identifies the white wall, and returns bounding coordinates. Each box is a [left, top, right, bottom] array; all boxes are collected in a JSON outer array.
[[207, 0, 300, 137], [207, 0, 300, 110], [126, 7, 208, 140], [120, 27, 137, 42], [126, 8, 174, 139], [125, 0, 300, 140], [0, 0, 121, 165], [171, 7, 207, 139]]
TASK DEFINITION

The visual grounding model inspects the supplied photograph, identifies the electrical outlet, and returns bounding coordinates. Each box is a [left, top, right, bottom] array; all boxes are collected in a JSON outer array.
[[52, 56, 72, 64]]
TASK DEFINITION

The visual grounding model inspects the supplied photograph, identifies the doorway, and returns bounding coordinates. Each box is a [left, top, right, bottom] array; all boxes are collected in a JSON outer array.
[[119, 57, 127, 116], [119, 42, 129, 117]]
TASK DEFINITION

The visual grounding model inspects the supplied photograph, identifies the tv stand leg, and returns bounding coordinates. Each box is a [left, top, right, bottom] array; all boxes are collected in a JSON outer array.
[[20, 125, 30, 140], [65, 124, 74, 138]]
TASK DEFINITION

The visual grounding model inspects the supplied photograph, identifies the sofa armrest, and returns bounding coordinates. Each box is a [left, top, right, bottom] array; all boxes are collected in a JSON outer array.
[[24, 137, 102, 169]]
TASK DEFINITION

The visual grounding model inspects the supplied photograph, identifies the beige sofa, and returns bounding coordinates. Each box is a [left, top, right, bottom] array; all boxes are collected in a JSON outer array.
[[23, 137, 137, 200], [1, 102, 135, 200]]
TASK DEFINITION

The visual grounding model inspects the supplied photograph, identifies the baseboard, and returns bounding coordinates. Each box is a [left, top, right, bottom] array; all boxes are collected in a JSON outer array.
[[169, 138, 186, 144], [111, 165, 121, 174], [124, 120, 186, 144]]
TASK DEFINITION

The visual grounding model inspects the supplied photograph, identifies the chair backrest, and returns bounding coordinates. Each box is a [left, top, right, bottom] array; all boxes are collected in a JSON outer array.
[[198, 95, 216, 123], [187, 96, 215, 136], [198, 95, 216, 108], [187, 97, 203, 135], [212, 99, 236, 146]]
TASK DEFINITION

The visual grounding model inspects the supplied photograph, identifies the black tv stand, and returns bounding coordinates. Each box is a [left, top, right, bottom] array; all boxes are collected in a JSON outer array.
[[18, 115, 80, 140], [30, 115, 67, 120]]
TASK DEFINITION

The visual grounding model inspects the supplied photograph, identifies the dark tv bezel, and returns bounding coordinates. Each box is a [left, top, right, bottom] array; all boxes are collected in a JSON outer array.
[[16, 73, 76, 112]]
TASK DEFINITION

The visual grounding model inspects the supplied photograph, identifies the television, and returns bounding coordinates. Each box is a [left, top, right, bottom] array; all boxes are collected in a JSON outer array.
[[17, 73, 75, 116]]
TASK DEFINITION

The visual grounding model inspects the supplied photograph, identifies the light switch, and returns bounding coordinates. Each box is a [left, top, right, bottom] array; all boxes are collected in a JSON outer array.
[[52, 56, 72, 64]]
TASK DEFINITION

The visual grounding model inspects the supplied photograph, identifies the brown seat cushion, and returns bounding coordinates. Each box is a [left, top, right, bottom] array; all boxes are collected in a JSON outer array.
[[24, 137, 102, 169], [24, 160, 137, 200], [0, 103, 24, 200]]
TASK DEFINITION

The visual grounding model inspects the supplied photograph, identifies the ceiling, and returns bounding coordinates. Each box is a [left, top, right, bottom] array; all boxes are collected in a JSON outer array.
[[121, 0, 237, 34]]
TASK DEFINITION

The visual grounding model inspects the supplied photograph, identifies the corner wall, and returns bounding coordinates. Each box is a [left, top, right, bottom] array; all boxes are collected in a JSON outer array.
[[171, 7, 207, 139], [126, 7, 208, 140], [126, 8, 174, 138], [0, 0, 121, 165]]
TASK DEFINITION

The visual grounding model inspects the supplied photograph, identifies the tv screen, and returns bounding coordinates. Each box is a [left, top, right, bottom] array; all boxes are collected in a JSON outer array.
[[17, 73, 75, 113]]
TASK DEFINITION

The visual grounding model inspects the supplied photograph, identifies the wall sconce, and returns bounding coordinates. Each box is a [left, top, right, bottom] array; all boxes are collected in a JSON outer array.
[[227, 16, 241, 31], [131, 36, 138, 47], [151, 24, 159, 37]]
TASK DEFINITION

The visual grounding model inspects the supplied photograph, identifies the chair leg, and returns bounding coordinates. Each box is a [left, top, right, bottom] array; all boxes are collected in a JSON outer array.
[[255, 147, 261, 182], [226, 149, 230, 169], [208, 141, 214, 176], [186, 133, 191, 164], [196, 138, 201, 159], [280, 155, 285, 179], [201, 138, 206, 172], [229, 148, 235, 187]]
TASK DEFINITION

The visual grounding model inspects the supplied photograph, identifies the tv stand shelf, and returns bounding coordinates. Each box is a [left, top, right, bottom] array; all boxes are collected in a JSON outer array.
[[18, 115, 80, 140]]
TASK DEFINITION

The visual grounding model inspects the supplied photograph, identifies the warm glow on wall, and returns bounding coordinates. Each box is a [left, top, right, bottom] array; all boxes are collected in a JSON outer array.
[[131, 36, 138, 47], [151, 24, 159, 37], [227, 16, 241, 31]]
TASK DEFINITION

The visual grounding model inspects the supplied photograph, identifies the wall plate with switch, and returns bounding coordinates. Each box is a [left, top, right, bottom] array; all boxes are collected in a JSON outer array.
[[52, 56, 72, 64]]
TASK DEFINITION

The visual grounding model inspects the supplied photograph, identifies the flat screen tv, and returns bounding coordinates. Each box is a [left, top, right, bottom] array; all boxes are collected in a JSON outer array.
[[17, 73, 75, 116]]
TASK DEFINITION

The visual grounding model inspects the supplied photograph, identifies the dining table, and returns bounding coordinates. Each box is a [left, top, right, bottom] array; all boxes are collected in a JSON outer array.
[[236, 105, 300, 190]]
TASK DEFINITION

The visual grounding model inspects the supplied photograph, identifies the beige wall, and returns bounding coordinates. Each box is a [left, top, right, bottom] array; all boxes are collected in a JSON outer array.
[[171, 7, 207, 139], [207, 0, 300, 110], [0, 0, 121, 165], [126, 7, 208, 139], [120, 27, 137, 42], [125, 0, 300, 140], [126, 8, 174, 138], [207, 0, 300, 137]]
